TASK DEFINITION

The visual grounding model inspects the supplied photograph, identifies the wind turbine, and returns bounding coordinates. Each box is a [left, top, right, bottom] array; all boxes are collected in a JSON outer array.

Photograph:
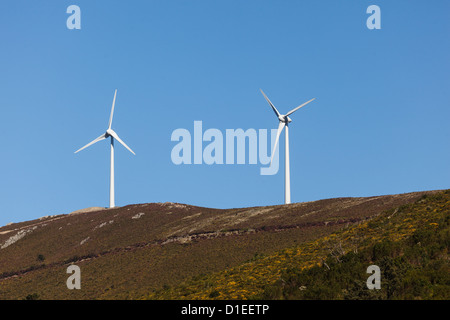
[[260, 89, 315, 204], [75, 89, 135, 208]]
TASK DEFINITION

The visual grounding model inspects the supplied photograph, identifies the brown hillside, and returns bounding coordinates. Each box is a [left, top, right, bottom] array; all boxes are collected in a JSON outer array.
[[0, 190, 439, 299]]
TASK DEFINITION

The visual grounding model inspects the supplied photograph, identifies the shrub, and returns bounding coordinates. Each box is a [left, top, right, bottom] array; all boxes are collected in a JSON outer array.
[[24, 293, 40, 300]]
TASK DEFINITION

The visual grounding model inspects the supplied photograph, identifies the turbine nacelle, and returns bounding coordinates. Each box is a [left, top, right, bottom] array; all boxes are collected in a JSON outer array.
[[279, 115, 292, 123], [105, 128, 113, 137]]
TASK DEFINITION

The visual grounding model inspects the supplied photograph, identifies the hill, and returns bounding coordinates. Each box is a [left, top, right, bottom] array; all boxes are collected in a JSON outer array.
[[146, 190, 449, 300], [0, 190, 448, 300]]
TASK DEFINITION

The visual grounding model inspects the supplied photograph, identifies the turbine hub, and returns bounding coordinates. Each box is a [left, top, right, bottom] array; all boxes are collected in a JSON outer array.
[[279, 115, 292, 123]]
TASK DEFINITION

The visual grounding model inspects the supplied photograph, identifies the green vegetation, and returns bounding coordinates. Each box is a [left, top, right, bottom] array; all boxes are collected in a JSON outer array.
[[258, 217, 449, 299], [24, 293, 40, 300], [145, 191, 449, 300]]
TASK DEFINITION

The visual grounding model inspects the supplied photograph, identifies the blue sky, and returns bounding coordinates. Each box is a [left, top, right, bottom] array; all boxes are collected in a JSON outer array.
[[0, 0, 449, 226]]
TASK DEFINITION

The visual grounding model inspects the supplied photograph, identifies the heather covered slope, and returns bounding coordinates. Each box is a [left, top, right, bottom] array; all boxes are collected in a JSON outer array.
[[145, 190, 449, 300], [0, 190, 444, 299]]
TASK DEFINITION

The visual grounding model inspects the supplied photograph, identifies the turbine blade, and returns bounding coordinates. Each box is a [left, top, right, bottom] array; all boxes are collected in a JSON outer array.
[[270, 121, 285, 165], [108, 129, 135, 155], [260, 89, 281, 118], [108, 89, 117, 129], [285, 98, 315, 117], [74, 134, 107, 153]]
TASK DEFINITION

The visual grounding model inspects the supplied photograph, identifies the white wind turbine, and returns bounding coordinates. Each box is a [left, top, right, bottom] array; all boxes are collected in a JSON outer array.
[[261, 89, 315, 204], [75, 89, 135, 208]]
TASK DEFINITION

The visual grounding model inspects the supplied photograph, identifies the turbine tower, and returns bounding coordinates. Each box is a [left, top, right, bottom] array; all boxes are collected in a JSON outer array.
[[75, 89, 135, 208], [260, 89, 315, 204]]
